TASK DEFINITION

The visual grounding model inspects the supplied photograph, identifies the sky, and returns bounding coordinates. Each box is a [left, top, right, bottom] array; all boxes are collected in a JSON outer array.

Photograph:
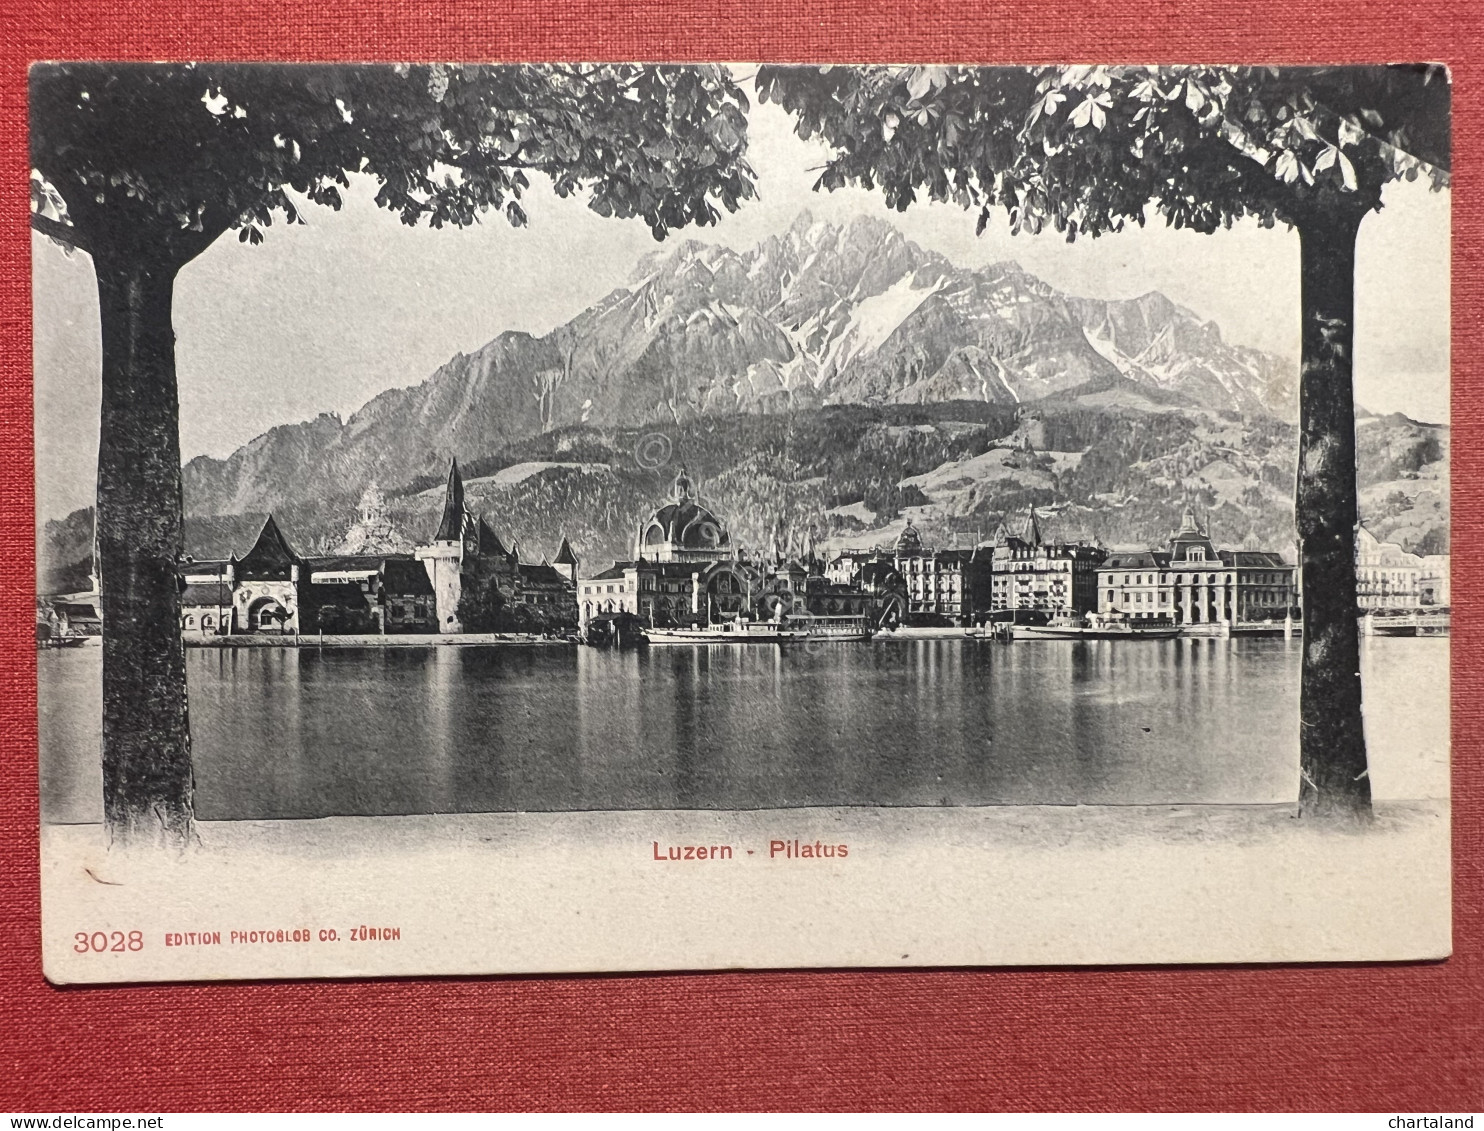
[[32, 79, 1452, 522]]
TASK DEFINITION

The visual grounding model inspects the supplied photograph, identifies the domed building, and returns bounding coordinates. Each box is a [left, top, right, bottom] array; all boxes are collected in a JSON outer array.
[[579, 469, 884, 636], [632, 468, 733, 563]]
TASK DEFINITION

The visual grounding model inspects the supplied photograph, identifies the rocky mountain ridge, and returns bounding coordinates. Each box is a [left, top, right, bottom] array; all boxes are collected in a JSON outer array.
[[175, 211, 1297, 521]]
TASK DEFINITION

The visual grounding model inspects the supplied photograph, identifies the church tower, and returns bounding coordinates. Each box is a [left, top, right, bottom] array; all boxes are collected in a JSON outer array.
[[416, 458, 472, 633]]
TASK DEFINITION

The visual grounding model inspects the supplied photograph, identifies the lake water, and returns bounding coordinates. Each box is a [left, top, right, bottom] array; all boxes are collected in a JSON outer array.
[[38, 636, 1449, 823]]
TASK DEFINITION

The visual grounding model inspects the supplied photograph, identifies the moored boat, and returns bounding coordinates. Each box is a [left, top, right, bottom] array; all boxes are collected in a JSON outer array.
[[37, 633, 95, 649], [642, 618, 811, 645], [797, 615, 874, 643], [1010, 612, 1181, 641]]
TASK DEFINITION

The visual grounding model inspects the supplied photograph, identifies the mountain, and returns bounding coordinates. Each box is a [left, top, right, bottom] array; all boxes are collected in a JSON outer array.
[[177, 211, 1297, 520], [43, 211, 1447, 589], [41, 404, 1449, 593]]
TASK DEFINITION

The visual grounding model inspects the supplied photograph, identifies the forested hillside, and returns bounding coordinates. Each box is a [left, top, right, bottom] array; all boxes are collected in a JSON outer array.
[[39, 402, 1447, 591]]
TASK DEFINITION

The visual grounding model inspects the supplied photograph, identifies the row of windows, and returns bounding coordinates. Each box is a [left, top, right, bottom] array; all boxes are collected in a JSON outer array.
[[1109, 573, 1231, 586], [1105, 571, 1291, 585], [183, 609, 282, 629], [582, 582, 627, 596], [1358, 569, 1429, 582]]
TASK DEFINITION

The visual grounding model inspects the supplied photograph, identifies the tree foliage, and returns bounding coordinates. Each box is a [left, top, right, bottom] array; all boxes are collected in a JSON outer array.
[[756, 64, 1448, 239], [757, 63, 1451, 819], [28, 61, 759, 844], [456, 573, 507, 633], [32, 62, 757, 260]]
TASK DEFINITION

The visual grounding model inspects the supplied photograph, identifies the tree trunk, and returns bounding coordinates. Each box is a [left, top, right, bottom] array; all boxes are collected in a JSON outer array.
[[1295, 207, 1371, 819], [93, 247, 195, 847]]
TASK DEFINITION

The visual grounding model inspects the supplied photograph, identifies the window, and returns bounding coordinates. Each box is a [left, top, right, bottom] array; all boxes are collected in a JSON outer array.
[[203, 616, 214, 628], [184, 615, 195, 628]]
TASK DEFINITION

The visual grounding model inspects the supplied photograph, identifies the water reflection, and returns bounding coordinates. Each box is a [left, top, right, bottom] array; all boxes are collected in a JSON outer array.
[[37, 636, 1446, 823]]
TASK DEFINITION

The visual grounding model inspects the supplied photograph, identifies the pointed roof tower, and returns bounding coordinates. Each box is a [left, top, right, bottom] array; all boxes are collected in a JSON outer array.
[[1024, 504, 1043, 548], [433, 458, 466, 542], [474, 516, 509, 558], [238, 514, 299, 580], [554, 536, 578, 567]]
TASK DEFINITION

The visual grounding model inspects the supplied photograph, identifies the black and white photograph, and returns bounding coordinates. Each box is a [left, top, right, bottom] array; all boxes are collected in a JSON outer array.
[[31, 63, 1451, 981]]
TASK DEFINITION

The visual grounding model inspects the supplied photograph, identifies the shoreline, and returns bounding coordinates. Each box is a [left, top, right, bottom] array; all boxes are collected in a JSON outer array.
[[182, 632, 574, 648], [49, 624, 1441, 650]]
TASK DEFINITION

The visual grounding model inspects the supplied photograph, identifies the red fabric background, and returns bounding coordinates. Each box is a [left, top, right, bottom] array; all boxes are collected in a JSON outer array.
[[1, 0, 1480, 1111]]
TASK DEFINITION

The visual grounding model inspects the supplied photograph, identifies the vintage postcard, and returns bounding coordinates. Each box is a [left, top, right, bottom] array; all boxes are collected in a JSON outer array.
[[32, 63, 1451, 982]]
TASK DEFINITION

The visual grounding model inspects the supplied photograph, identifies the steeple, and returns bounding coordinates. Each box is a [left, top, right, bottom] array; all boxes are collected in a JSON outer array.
[[1178, 505, 1200, 536], [1024, 504, 1043, 548], [434, 458, 466, 543], [673, 465, 697, 504]]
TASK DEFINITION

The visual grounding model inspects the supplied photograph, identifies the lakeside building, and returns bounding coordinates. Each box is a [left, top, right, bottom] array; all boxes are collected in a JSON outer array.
[[579, 469, 881, 633], [178, 516, 440, 637], [1355, 525, 1450, 609], [174, 460, 578, 636], [826, 521, 983, 626], [827, 510, 1108, 627], [988, 507, 1107, 617], [1097, 509, 1296, 626], [412, 458, 579, 632], [36, 596, 101, 641]]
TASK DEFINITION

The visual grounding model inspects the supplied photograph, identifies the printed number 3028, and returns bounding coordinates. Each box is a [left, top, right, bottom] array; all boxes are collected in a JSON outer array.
[[74, 930, 143, 953]]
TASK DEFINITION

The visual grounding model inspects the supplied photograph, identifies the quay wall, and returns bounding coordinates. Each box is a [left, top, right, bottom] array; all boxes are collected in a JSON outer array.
[[184, 633, 573, 648]]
